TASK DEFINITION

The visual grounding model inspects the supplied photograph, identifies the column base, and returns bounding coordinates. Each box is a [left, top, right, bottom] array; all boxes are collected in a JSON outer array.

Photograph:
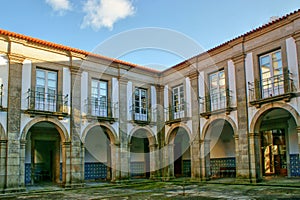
[[63, 182, 85, 189]]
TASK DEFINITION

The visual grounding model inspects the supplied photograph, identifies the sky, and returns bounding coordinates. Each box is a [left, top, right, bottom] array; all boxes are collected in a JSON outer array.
[[0, 0, 299, 70]]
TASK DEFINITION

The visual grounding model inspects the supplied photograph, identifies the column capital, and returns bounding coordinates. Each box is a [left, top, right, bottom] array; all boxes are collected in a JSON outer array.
[[8, 54, 25, 64], [62, 141, 71, 146], [154, 84, 165, 91], [188, 70, 199, 81], [292, 31, 300, 42], [149, 143, 158, 148], [119, 77, 128, 85], [231, 53, 246, 65], [249, 132, 260, 137], [70, 66, 83, 76]]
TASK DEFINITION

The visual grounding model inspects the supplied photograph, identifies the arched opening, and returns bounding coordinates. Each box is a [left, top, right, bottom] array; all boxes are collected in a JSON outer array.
[[169, 127, 191, 178], [129, 129, 150, 178], [84, 126, 112, 181], [25, 121, 63, 185], [205, 119, 236, 179], [255, 108, 299, 178]]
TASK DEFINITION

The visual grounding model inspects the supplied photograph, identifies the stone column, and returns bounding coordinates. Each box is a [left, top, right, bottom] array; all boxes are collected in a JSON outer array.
[[232, 53, 251, 182], [149, 144, 158, 179], [70, 66, 84, 187], [189, 72, 201, 180], [19, 140, 26, 188], [110, 143, 118, 181], [5, 54, 24, 192], [155, 84, 165, 178], [0, 140, 7, 192], [248, 133, 260, 183], [199, 140, 205, 180], [203, 140, 211, 180], [167, 144, 174, 179], [118, 77, 129, 179], [292, 31, 300, 89], [62, 141, 71, 187], [234, 135, 240, 172]]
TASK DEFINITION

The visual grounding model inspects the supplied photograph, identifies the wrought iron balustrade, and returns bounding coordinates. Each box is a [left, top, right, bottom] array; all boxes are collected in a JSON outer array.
[[27, 89, 68, 114], [165, 102, 187, 121], [199, 89, 232, 115], [130, 104, 149, 122], [85, 98, 118, 119], [248, 72, 295, 103]]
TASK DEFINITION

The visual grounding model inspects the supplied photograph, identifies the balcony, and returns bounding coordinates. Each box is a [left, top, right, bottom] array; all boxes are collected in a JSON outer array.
[[85, 98, 118, 122], [248, 72, 295, 107], [130, 104, 150, 125], [25, 89, 68, 119], [199, 89, 233, 119], [165, 102, 189, 124]]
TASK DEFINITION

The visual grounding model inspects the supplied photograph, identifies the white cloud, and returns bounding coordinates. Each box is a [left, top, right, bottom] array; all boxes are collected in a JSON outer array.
[[81, 0, 135, 30], [45, 0, 72, 12]]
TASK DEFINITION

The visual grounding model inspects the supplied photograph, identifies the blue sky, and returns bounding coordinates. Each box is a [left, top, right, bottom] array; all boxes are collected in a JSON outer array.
[[0, 0, 299, 70]]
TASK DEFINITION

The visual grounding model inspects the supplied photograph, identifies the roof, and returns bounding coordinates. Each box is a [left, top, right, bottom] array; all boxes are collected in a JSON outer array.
[[162, 8, 300, 73], [0, 29, 160, 73]]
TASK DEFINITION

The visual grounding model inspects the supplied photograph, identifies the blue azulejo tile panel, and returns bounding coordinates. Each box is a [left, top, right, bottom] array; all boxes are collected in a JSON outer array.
[[130, 162, 145, 177], [85, 162, 107, 180], [210, 157, 236, 178], [183, 160, 191, 177], [25, 163, 31, 184], [290, 154, 300, 177]]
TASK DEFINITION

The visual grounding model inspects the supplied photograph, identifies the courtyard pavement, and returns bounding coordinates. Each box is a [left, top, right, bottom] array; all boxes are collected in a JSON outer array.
[[1, 178, 300, 199]]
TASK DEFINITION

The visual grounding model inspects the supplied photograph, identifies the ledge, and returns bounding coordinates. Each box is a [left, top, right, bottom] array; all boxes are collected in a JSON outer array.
[[24, 109, 69, 119], [200, 107, 234, 119], [84, 115, 117, 123], [249, 93, 295, 108], [165, 117, 191, 125]]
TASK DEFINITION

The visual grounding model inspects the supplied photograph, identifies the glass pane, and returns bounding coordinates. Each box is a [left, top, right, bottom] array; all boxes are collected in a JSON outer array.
[[100, 81, 107, 89], [100, 89, 106, 96], [48, 80, 56, 88], [36, 70, 45, 78], [48, 72, 57, 80], [36, 78, 45, 86], [92, 80, 98, 88]]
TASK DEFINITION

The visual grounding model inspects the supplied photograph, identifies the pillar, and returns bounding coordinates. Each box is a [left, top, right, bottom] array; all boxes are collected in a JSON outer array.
[[155, 84, 165, 178], [149, 144, 158, 179], [232, 53, 251, 182], [248, 133, 260, 183], [62, 141, 71, 187], [189, 71, 201, 180], [203, 139, 211, 180], [69, 65, 84, 187], [5, 54, 24, 192], [19, 140, 26, 187], [166, 144, 174, 179], [110, 143, 118, 181], [118, 77, 129, 179]]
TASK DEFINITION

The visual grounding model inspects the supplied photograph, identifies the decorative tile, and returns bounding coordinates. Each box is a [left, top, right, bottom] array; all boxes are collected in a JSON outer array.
[[130, 162, 145, 177], [290, 154, 300, 177], [84, 162, 107, 180], [183, 160, 191, 177], [210, 157, 236, 178]]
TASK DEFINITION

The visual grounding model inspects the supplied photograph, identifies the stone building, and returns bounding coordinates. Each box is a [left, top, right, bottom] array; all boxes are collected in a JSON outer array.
[[0, 9, 300, 193]]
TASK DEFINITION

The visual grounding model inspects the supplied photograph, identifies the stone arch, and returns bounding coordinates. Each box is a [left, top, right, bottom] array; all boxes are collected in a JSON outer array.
[[0, 122, 6, 140], [81, 122, 118, 145], [128, 126, 157, 146], [166, 123, 192, 145], [250, 102, 300, 134], [20, 117, 69, 142], [201, 115, 238, 141]]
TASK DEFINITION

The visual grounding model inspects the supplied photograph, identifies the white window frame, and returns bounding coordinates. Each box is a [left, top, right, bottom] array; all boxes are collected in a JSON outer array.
[[134, 88, 148, 121], [209, 70, 226, 111], [172, 85, 184, 119], [259, 50, 283, 98], [35, 68, 57, 112], [91, 79, 108, 117]]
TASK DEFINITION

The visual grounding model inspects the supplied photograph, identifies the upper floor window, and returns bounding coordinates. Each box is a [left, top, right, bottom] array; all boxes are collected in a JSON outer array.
[[209, 70, 226, 111], [35, 69, 57, 112], [91, 79, 108, 117], [259, 50, 283, 98], [134, 88, 148, 121], [172, 84, 184, 119]]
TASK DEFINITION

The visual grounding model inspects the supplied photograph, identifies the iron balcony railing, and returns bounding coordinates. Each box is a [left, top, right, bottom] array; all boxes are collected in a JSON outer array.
[[27, 89, 68, 113], [199, 89, 232, 114], [130, 104, 149, 122], [165, 102, 187, 121], [0, 84, 3, 108], [86, 98, 118, 118], [248, 72, 295, 102]]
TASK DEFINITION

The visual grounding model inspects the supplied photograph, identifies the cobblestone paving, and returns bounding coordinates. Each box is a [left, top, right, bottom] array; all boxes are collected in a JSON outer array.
[[1, 181, 300, 200]]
